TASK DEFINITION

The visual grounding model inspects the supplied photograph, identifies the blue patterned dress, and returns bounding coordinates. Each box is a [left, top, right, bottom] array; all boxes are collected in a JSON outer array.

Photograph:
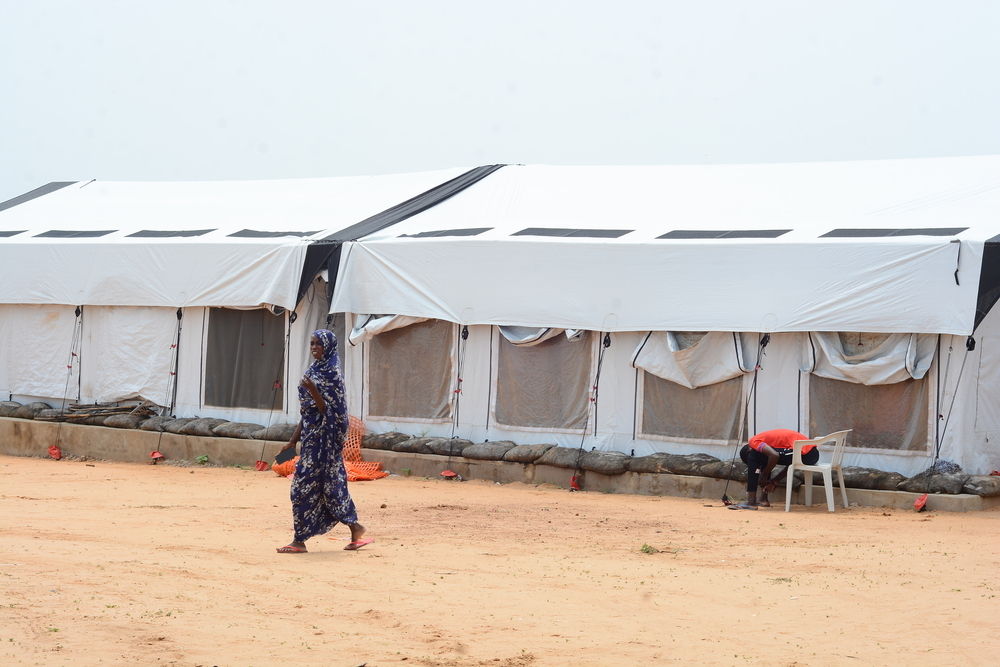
[[291, 329, 358, 542]]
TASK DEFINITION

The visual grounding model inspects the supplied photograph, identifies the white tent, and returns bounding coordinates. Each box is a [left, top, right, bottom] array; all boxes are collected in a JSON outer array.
[[0, 168, 473, 424], [3, 157, 1000, 477], [330, 157, 1000, 476]]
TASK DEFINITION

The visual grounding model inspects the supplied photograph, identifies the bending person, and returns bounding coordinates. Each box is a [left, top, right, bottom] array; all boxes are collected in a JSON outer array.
[[736, 428, 820, 509], [277, 329, 370, 553]]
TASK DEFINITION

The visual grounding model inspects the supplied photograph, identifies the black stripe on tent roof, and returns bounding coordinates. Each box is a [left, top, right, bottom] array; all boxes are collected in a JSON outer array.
[[36, 230, 115, 238], [128, 229, 216, 238], [0, 230, 26, 237], [513, 227, 631, 238], [296, 165, 506, 307], [399, 227, 492, 238], [658, 229, 790, 239], [229, 230, 320, 238], [0, 181, 76, 213], [320, 165, 506, 243], [975, 233, 1000, 331], [821, 227, 968, 238]]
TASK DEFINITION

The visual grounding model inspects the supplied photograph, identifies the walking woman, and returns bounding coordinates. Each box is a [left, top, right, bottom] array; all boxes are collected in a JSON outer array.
[[276, 329, 370, 553]]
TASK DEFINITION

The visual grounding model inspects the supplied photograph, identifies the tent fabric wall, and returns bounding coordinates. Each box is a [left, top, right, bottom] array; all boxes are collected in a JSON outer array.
[[340, 320, 1000, 476], [80, 306, 178, 404], [0, 304, 80, 401]]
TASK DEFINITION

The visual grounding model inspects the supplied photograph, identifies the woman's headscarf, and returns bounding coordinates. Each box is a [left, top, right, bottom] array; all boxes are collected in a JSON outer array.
[[302, 329, 344, 416]]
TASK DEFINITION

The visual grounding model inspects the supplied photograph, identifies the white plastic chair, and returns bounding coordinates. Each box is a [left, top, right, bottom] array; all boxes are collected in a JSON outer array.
[[784, 430, 852, 512]]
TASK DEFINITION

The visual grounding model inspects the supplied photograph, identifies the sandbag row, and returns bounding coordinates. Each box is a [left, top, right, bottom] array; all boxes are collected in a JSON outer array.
[[362, 430, 1000, 497]]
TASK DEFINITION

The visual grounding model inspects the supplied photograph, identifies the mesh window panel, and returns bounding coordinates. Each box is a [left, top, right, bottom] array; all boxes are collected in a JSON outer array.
[[368, 319, 453, 420], [641, 373, 743, 441], [204, 308, 285, 409], [809, 375, 928, 451], [495, 332, 591, 429]]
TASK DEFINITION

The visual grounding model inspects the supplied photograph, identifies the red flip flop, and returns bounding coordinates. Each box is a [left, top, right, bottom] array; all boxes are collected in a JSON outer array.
[[914, 493, 928, 512], [344, 538, 374, 551]]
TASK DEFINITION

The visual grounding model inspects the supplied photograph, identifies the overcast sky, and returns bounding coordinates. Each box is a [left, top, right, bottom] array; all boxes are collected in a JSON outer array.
[[3, 1, 1000, 202]]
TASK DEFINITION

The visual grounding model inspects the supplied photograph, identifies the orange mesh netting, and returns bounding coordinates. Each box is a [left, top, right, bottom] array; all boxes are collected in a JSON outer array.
[[344, 416, 388, 481], [272, 457, 299, 477], [271, 417, 387, 481]]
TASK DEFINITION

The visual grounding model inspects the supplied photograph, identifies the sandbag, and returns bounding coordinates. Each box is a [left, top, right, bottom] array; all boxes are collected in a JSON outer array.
[[140, 416, 174, 432], [391, 437, 437, 454], [213, 422, 265, 439], [839, 466, 907, 491], [897, 471, 970, 495], [13, 402, 51, 419], [103, 414, 150, 429], [361, 431, 412, 450], [162, 418, 196, 434], [0, 401, 23, 417], [427, 438, 472, 457], [579, 450, 630, 475], [535, 446, 584, 469], [251, 423, 298, 442], [503, 443, 554, 463], [34, 408, 67, 421], [628, 453, 682, 474], [962, 475, 1000, 497], [698, 459, 746, 481], [462, 441, 516, 461], [179, 418, 228, 437]]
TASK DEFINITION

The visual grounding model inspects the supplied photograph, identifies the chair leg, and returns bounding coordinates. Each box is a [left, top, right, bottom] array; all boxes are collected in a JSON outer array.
[[835, 466, 849, 508], [804, 471, 813, 507], [822, 469, 834, 512], [785, 467, 794, 512]]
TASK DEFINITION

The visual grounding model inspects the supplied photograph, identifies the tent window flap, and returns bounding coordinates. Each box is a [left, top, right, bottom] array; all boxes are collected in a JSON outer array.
[[494, 331, 592, 430], [367, 319, 453, 421], [640, 372, 744, 442], [809, 375, 929, 452], [204, 308, 285, 410]]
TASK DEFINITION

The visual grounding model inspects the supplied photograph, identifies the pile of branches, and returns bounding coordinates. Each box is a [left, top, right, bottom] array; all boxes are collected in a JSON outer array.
[[35, 401, 159, 423]]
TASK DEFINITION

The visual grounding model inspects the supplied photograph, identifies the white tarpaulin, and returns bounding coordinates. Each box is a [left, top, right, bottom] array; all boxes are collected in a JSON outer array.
[[806, 332, 938, 385], [497, 326, 584, 346], [332, 158, 1000, 335], [0, 304, 80, 399], [0, 169, 467, 309], [632, 331, 755, 389], [349, 314, 429, 345], [80, 306, 178, 404]]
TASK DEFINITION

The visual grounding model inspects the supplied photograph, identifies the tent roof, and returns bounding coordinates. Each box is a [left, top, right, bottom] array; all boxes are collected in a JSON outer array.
[[332, 157, 1000, 335], [0, 169, 468, 309]]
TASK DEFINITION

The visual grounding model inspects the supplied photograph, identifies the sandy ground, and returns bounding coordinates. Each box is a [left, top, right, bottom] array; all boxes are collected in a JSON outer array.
[[1, 455, 999, 667]]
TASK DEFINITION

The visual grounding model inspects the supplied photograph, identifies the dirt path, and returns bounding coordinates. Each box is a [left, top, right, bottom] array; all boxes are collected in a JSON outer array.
[[1, 454, 998, 666]]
